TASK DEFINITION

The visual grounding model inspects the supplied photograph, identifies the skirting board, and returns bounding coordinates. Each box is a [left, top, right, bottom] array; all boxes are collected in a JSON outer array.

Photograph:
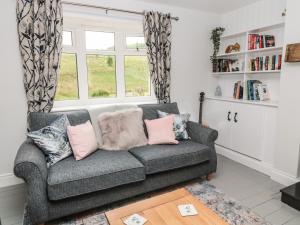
[[215, 145, 300, 186], [0, 173, 23, 189]]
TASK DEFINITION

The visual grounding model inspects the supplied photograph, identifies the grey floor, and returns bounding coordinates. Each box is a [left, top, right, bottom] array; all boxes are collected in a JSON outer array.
[[1, 155, 300, 225]]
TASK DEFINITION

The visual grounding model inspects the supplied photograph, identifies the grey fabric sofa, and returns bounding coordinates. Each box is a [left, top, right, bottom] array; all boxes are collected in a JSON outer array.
[[14, 103, 218, 225]]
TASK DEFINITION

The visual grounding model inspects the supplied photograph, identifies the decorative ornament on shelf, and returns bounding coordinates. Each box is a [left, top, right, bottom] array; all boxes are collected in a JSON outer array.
[[282, 8, 286, 17], [210, 27, 225, 72], [225, 43, 241, 54], [215, 86, 222, 97]]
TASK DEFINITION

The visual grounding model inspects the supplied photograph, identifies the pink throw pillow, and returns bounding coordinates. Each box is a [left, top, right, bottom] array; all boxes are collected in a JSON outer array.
[[145, 115, 179, 145], [67, 121, 98, 160]]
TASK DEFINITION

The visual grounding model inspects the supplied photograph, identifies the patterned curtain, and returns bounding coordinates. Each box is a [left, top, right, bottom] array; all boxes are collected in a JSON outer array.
[[143, 11, 172, 104], [17, 0, 63, 113]]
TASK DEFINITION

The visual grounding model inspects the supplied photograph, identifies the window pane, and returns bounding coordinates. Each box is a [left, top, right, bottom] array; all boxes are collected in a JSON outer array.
[[126, 36, 146, 49], [85, 31, 115, 50], [87, 55, 116, 98], [125, 56, 150, 97], [62, 31, 72, 46], [56, 53, 79, 100]]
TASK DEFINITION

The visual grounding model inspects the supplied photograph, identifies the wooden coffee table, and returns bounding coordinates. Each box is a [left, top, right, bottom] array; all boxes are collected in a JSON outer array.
[[105, 188, 229, 225]]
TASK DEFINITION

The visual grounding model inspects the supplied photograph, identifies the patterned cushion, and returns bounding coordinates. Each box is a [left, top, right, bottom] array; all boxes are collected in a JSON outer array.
[[27, 115, 72, 167], [157, 110, 190, 140]]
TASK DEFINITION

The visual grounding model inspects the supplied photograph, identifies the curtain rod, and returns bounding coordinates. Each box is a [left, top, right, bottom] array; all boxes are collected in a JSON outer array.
[[62, 1, 179, 21]]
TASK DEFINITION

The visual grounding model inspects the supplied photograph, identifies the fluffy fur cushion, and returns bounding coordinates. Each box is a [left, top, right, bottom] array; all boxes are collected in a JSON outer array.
[[87, 104, 137, 147], [98, 108, 147, 150]]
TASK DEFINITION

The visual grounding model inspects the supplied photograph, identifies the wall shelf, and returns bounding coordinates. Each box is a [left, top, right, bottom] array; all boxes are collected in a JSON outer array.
[[206, 96, 279, 107], [212, 71, 244, 75], [217, 51, 246, 58], [211, 22, 284, 104], [247, 46, 283, 54], [217, 46, 283, 58], [245, 70, 281, 74]]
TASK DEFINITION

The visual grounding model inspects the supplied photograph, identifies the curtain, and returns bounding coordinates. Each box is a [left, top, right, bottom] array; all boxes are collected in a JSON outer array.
[[17, 0, 63, 113], [143, 11, 172, 104]]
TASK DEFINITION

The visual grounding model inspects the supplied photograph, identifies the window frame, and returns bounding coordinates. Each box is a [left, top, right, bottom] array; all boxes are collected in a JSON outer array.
[[54, 25, 155, 108]]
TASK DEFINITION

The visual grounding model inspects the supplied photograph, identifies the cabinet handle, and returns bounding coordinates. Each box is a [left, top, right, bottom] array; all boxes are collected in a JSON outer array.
[[234, 112, 238, 123], [227, 111, 231, 121]]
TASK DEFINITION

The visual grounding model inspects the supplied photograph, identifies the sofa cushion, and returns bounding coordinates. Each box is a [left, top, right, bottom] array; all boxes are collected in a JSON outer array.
[[47, 150, 145, 201], [98, 108, 147, 150], [87, 104, 137, 146], [138, 103, 180, 121], [28, 115, 72, 167], [29, 110, 91, 132], [129, 141, 210, 175]]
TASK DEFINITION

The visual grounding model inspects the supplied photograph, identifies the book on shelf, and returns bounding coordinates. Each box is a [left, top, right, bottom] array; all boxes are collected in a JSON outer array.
[[248, 34, 275, 50], [249, 54, 282, 71], [233, 81, 244, 99], [215, 59, 241, 72], [246, 80, 270, 101]]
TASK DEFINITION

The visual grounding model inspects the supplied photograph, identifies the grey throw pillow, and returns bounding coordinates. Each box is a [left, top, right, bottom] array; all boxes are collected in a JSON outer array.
[[157, 110, 190, 140], [27, 115, 72, 167]]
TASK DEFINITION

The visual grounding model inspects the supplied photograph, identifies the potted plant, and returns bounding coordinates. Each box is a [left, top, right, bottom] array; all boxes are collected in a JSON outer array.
[[210, 27, 225, 72]]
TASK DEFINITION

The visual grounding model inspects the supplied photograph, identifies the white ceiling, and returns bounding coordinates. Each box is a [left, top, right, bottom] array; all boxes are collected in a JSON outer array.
[[138, 0, 263, 13]]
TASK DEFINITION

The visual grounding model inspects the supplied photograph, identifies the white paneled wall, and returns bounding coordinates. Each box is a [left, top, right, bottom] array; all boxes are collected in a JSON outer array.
[[274, 0, 300, 179], [221, 0, 286, 36]]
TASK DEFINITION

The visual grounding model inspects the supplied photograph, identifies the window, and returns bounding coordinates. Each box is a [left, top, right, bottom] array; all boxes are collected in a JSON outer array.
[[126, 36, 146, 50], [55, 21, 154, 106], [85, 31, 115, 51], [87, 55, 116, 98], [62, 31, 72, 46], [56, 53, 79, 100], [125, 56, 150, 96]]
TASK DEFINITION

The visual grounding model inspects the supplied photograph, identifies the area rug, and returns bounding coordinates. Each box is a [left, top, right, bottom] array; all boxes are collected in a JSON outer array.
[[46, 182, 271, 225]]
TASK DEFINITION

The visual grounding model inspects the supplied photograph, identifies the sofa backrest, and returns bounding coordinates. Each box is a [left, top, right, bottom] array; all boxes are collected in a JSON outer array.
[[138, 102, 180, 121], [87, 104, 137, 145], [28, 102, 180, 133], [28, 110, 91, 132]]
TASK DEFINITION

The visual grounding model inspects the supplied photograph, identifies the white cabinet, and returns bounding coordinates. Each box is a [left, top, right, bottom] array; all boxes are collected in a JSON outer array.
[[203, 100, 231, 148], [230, 104, 264, 160], [203, 100, 267, 160]]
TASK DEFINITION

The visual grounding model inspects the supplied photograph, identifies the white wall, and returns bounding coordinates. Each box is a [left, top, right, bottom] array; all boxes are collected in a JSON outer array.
[[0, 0, 27, 187], [274, 0, 300, 179], [221, 0, 286, 35], [0, 0, 219, 186]]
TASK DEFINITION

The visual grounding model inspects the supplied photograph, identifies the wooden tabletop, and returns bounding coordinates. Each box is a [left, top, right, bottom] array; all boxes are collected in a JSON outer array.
[[105, 188, 229, 225]]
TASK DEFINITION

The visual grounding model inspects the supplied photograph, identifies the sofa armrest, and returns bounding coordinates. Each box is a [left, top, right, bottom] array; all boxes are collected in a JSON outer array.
[[187, 121, 218, 148], [14, 139, 49, 224], [187, 121, 218, 173]]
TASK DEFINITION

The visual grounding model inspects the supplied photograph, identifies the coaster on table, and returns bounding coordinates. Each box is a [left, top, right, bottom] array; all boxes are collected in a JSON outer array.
[[178, 204, 198, 216], [123, 213, 147, 225]]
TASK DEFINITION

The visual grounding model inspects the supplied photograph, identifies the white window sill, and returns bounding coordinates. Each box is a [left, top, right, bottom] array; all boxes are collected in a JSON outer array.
[[52, 97, 157, 112]]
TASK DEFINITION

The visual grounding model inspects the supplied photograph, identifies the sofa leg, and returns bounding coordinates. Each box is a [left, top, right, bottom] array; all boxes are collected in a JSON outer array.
[[206, 173, 214, 181]]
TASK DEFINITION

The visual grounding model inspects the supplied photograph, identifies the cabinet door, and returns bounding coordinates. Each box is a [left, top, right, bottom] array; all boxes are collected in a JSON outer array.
[[230, 104, 264, 160], [203, 100, 232, 148]]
